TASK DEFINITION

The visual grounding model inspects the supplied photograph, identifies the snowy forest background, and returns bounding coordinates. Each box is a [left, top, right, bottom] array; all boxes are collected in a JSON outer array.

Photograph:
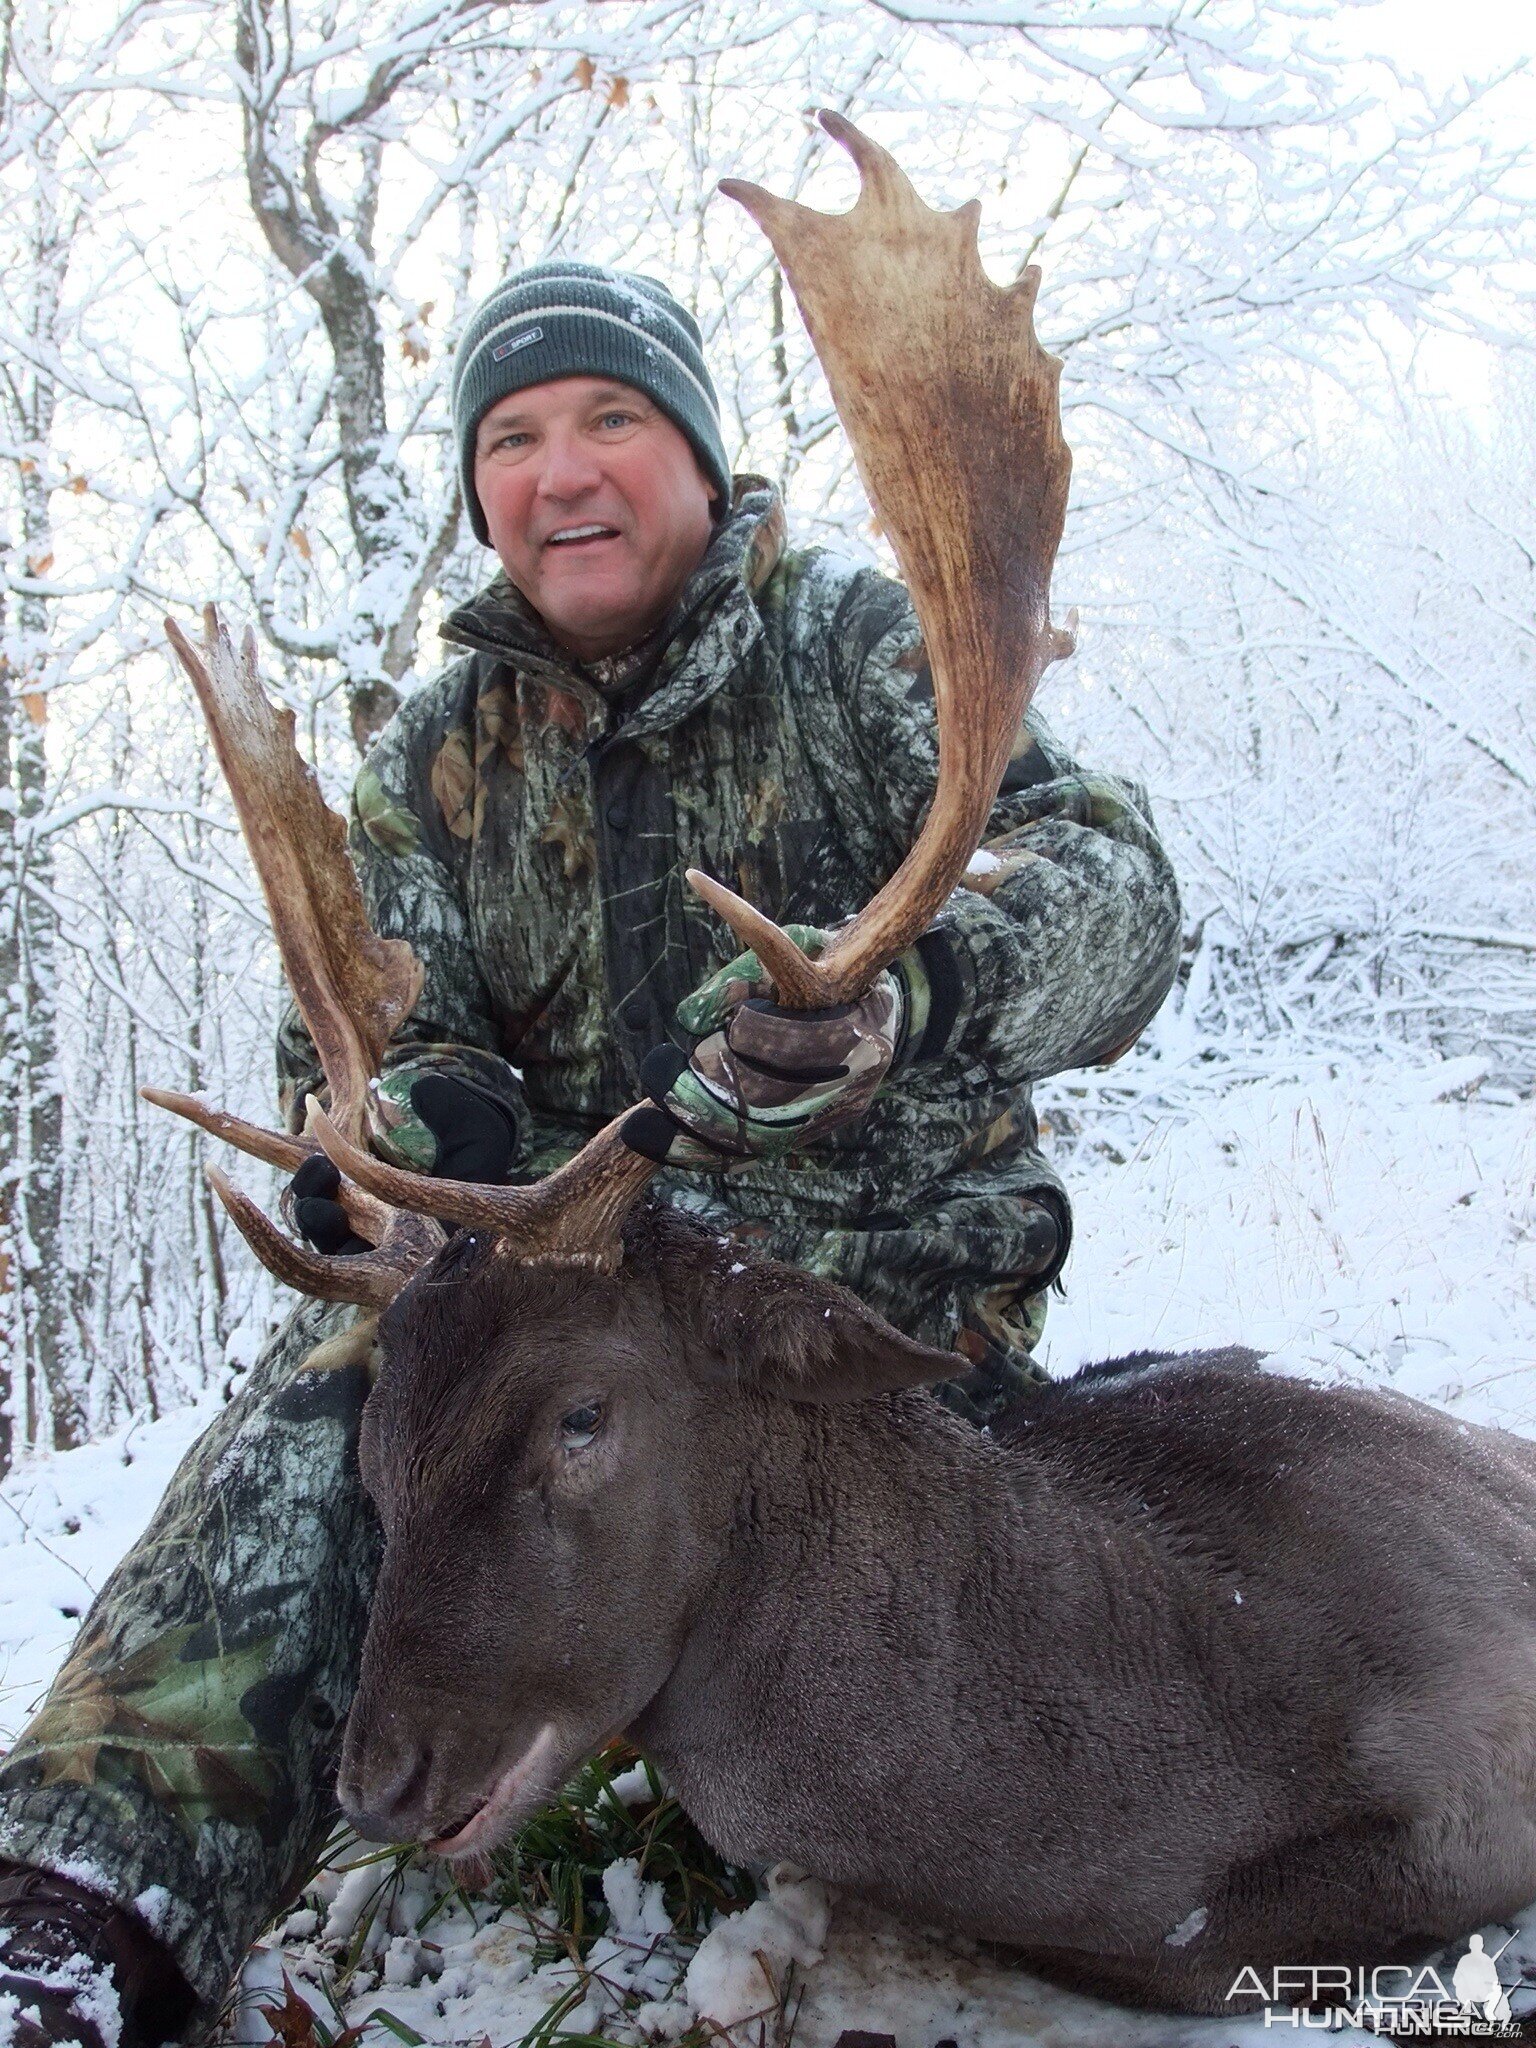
[[2, 0, 1534, 1474]]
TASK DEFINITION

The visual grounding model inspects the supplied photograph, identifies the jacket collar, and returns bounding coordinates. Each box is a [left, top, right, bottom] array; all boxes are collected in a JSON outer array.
[[441, 475, 786, 741]]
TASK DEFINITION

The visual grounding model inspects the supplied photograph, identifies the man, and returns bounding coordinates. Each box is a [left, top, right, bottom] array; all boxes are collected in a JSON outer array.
[[0, 261, 1181, 2046]]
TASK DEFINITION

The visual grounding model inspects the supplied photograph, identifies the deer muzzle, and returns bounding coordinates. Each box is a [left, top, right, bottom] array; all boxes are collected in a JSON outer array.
[[336, 1702, 565, 1851]]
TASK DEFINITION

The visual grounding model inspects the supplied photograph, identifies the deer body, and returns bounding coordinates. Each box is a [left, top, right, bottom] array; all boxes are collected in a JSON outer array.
[[326, 1216, 1536, 2016], [628, 1346, 1536, 2010]]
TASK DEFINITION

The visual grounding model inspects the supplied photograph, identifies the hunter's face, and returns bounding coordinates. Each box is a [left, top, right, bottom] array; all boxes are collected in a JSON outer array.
[[474, 376, 721, 663]]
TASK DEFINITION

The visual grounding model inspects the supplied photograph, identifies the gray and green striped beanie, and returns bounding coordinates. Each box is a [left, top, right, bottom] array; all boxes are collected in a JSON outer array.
[[452, 260, 732, 544]]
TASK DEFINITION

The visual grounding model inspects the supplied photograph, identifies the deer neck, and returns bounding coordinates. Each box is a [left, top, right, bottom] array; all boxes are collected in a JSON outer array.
[[629, 1388, 1092, 1801], [626, 1388, 1280, 1939]]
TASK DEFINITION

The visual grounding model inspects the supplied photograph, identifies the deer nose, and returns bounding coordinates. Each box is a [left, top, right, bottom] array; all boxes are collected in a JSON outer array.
[[337, 1740, 435, 1842]]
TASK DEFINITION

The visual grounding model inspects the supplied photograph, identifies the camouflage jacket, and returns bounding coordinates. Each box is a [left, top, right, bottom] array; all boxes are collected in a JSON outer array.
[[278, 476, 1180, 1281]]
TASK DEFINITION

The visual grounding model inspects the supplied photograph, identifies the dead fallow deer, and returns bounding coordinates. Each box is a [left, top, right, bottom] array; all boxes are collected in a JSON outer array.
[[148, 115, 1536, 2018]]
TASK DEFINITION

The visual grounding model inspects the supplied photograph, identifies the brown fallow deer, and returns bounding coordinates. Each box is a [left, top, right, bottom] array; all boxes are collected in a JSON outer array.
[[147, 116, 1536, 2018]]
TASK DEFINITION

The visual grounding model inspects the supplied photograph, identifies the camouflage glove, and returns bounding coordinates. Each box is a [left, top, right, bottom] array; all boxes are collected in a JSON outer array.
[[365, 1064, 525, 1179], [622, 924, 941, 1168], [288, 1069, 523, 1255]]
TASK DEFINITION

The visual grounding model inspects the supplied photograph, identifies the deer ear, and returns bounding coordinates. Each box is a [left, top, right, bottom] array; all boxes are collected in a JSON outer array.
[[673, 1244, 960, 1405]]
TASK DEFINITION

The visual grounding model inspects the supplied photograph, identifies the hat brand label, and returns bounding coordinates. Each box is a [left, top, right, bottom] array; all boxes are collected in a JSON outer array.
[[491, 326, 543, 362]]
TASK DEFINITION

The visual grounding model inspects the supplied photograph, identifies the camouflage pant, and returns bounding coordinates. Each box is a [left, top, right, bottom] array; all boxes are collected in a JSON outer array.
[[0, 1188, 1054, 2017]]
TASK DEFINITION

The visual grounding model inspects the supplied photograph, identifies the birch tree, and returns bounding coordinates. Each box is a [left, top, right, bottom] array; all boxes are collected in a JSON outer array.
[[0, 0, 172, 1465]]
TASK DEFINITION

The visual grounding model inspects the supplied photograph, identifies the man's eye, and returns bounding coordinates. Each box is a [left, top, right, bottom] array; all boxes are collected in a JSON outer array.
[[598, 412, 634, 429], [560, 1403, 604, 1449]]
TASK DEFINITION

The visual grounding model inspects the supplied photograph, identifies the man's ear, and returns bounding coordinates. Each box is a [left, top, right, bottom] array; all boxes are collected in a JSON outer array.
[[662, 1236, 959, 1404]]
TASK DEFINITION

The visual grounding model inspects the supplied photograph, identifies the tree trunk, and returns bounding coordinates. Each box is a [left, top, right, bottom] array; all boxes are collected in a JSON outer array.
[[15, 472, 76, 1451], [1, 114, 79, 1457], [236, 0, 416, 752], [0, 585, 18, 1477]]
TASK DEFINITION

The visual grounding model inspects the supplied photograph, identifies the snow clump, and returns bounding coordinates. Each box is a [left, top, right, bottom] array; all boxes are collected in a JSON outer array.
[[683, 1863, 830, 2027]]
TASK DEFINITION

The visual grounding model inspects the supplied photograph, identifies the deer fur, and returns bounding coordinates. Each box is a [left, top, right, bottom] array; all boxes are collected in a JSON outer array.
[[336, 1202, 1536, 2015]]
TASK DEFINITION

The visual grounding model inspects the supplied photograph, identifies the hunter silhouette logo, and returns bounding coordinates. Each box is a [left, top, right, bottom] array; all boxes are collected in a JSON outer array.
[[1226, 1930, 1522, 2035], [1452, 1934, 1516, 2025]]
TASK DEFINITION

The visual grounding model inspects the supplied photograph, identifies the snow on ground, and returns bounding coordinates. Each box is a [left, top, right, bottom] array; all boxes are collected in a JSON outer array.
[[1044, 1044, 1536, 1435], [0, 1385, 229, 1752], [3, 1047, 1535, 2045]]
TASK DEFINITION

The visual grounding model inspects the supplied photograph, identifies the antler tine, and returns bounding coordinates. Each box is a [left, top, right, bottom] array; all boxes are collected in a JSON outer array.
[[207, 1167, 443, 1310], [304, 1101, 656, 1277], [141, 1087, 311, 1174], [144, 1083, 401, 1243], [708, 111, 1075, 1009], [159, 609, 422, 1150]]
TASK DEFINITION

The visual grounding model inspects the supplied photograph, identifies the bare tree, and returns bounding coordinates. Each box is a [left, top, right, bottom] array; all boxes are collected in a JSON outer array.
[[0, 0, 169, 1465]]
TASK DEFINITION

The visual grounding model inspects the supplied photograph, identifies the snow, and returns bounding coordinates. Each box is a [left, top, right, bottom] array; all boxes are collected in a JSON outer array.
[[2, 1053, 1535, 2043], [322, 1855, 404, 1947], [0, 1954, 122, 2048], [130, 1885, 176, 1938], [0, 1387, 225, 1747], [1164, 1906, 1209, 1949], [61, 1958, 122, 2048], [684, 1865, 830, 2026], [1041, 1047, 1536, 1437], [603, 1762, 655, 1807], [602, 1857, 675, 1943]]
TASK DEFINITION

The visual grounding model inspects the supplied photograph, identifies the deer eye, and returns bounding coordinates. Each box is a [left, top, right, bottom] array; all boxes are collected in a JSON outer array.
[[559, 1402, 604, 1450]]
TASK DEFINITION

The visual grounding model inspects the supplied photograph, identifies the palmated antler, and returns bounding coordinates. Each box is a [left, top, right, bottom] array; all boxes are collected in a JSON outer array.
[[697, 110, 1075, 1006], [144, 606, 436, 1306], [153, 608, 422, 1149]]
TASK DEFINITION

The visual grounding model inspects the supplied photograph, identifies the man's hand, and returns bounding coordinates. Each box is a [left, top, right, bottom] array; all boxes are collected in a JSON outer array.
[[621, 925, 934, 1167], [288, 1152, 373, 1256], [287, 1070, 521, 1254]]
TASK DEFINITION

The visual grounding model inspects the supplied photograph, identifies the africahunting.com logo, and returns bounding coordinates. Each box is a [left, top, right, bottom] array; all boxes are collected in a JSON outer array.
[[1226, 1932, 1523, 2036]]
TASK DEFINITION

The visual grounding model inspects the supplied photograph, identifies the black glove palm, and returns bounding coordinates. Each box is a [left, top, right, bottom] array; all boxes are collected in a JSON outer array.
[[288, 1073, 519, 1256]]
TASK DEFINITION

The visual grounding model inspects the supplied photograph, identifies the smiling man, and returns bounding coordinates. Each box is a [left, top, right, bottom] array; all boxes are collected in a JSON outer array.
[[472, 376, 719, 661], [0, 259, 1181, 2048]]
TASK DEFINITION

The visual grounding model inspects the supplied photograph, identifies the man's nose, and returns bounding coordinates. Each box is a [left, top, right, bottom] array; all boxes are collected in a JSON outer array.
[[535, 427, 603, 501]]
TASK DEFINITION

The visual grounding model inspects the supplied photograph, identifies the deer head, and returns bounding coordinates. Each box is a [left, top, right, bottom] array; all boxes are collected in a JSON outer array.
[[335, 1201, 963, 1853], [147, 112, 1074, 1856]]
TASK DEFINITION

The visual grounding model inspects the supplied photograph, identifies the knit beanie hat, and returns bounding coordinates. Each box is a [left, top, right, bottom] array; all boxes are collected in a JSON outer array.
[[451, 260, 733, 544]]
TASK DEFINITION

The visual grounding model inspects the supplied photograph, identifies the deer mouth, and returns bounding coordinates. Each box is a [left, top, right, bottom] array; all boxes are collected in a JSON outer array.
[[427, 1721, 563, 1858]]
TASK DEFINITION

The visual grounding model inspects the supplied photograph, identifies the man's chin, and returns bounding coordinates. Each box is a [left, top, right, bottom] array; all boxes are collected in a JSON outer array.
[[533, 580, 658, 661]]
